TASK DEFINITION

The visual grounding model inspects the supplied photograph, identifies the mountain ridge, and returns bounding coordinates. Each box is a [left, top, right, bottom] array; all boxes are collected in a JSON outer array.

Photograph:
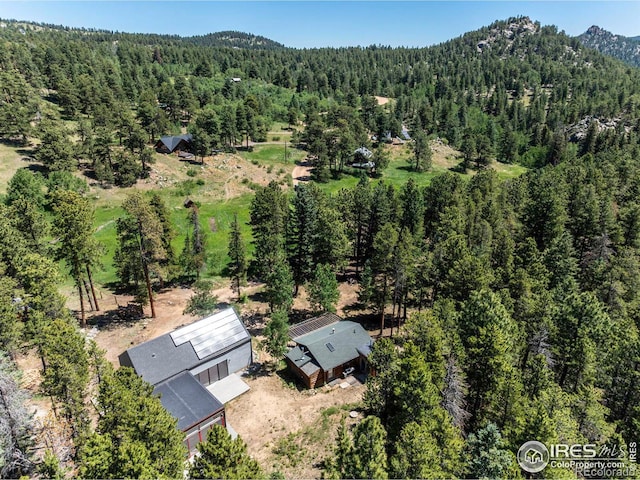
[[0, 18, 285, 50], [577, 25, 640, 67]]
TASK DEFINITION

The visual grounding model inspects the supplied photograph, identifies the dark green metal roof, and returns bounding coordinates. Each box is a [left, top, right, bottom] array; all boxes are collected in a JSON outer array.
[[293, 321, 372, 372]]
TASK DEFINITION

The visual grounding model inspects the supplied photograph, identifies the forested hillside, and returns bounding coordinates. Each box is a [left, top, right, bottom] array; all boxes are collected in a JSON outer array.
[[1, 14, 640, 478]]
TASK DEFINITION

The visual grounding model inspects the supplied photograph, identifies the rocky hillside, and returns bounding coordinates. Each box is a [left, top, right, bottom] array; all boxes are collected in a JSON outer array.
[[578, 25, 640, 67]]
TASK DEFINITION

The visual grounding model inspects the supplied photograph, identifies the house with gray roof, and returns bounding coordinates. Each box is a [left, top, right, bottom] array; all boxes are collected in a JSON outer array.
[[119, 307, 252, 453], [155, 133, 193, 154], [285, 313, 373, 389]]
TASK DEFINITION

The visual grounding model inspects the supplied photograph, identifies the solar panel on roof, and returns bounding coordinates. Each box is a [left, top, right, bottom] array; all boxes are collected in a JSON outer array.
[[326, 342, 335, 352], [289, 313, 341, 340], [169, 308, 248, 360]]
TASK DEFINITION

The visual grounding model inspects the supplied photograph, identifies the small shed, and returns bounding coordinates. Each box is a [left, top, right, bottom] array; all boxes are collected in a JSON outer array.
[[285, 314, 373, 389], [155, 134, 193, 154]]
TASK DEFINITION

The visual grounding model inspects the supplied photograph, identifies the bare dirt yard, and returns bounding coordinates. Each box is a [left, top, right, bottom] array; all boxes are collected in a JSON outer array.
[[374, 96, 391, 106], [226, 367, 365, 478]]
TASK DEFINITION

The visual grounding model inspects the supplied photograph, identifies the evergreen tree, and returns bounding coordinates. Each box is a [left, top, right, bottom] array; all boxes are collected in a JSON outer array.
[[0, 273, 22, 355], [262, 309, 289, 360], [250, 182, 288, 279], [189, 425, 262, 480], [464, 423, 518, 480], [35, 121, 76, 172], [228, 214, 247, 299], [180, 205, 207, 280], [324, 418, 354, 480], [460, 290, 520, 429], [350, 416, 388, 480], [288, 183, 321, 294], [40, 318, 89, 437], [411, 130, 432, 172], [183, 279, 218, 317], [51, 190, 102, 327], [78, 367, 186, 479], [114, 193, 169, 317], [307, 263, 339, 314], [264, 255, 294, 313]]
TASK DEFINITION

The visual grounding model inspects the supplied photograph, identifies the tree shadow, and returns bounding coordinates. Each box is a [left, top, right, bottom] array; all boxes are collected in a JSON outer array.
[[87, 303, 144, 330], [0, 138, 29, 148], [25, 164, 48, 175], [179, 157, 205, 166], [449, 161, 468, 173], [275, 365, 308, 392]]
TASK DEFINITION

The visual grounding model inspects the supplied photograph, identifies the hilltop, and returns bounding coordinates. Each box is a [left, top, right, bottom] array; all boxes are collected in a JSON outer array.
[[578, 25, 640, 67], [0, 18, 285, 49]]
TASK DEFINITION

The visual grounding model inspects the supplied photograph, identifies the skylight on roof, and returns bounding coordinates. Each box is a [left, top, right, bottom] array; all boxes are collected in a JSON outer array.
[[326, 342, 335, 352]]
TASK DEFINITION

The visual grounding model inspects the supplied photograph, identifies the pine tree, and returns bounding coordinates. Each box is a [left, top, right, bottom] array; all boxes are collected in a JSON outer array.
[[390, 413, 464, 480], [114, 193, 169, 317], [351, 416, 388, 480], [465, 423, 518, 480], [78, 367, 186, 479], [180, 205, 207, 280], [460, 290, 520, 429], [0, 273, 22, 355], [228, 213, 247, 299], [149, 193, 176, 281], [307, 264, 339, 314], [288, 183, 321, 294], [183, 280, 218, 317], [189, 425, 262, 480], [34, 121, 76, 172], [324, 419, 354, 480], [263, 309, 290, 360], [51, 190, 103, 327], [250, 182, 288, 280], [40, 318, 90, 437], [411, 130, 432, 172], [264, 255, 294, 313]]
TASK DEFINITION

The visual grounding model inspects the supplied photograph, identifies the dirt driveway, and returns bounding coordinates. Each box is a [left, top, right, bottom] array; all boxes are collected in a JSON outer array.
[[292, 160, 313, 185]]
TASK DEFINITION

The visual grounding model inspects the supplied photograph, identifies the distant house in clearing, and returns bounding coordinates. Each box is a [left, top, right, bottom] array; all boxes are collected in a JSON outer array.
[[155, 133, 193, 154], [354, 146, 373, 159], [119, 307, 252, 453], [285, 313, 373, 389], [401, 128, 411, 140]]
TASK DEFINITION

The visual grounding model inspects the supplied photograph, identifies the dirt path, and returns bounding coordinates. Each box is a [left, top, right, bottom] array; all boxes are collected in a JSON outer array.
[[292, 161, 312, 186]]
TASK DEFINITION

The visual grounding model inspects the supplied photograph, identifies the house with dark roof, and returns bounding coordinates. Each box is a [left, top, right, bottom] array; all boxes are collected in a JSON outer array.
[[354, 146, 373, 159], [155, 133, 193, 154], [285, 314, 373, 389], [119, 307, 252, 453]]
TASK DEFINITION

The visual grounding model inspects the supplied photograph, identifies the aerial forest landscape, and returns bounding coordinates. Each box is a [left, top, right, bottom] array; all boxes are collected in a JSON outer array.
[[2, 1, 640, 478]]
